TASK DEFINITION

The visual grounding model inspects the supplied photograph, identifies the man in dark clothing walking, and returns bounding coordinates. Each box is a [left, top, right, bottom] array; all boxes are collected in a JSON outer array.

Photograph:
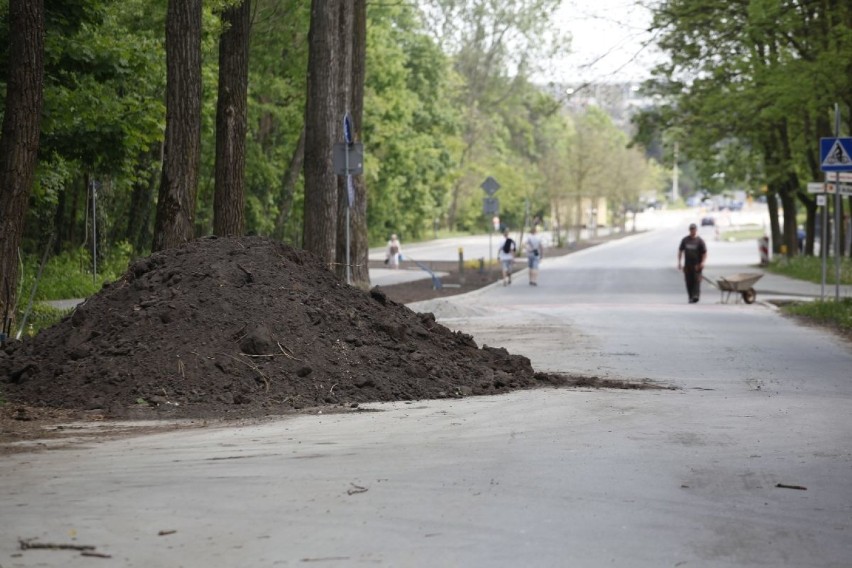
[[678, 223, 707, 303]]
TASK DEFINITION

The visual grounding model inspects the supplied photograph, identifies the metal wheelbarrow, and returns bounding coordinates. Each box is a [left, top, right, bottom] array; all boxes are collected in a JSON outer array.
[[702, 272, 764, 304]]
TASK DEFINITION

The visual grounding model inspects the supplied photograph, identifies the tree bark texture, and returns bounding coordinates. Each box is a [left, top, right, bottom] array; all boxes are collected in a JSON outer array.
[[274, 127, 306, 242], [213, 0, 251, 237], [153, 0, 203, 252], [0, 0, 45, 327], [303, 0, 341, 267], [126, 145, 162, 254], [348, 0, 369, 287]]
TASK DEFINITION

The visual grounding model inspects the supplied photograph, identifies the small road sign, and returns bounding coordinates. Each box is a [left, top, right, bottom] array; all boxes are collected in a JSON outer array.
[[828, 171, 852, 183], [807, 181, 852, 195], [483, 197, 500, 214], [819, 137, 852, 172], [481, 176, 501, 196], [333, 142, 363, 175]]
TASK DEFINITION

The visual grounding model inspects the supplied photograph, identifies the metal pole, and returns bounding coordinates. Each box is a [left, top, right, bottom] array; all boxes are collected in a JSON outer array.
[[821, 195, 826, 299], [92, 180, 97, 283], [834, 104, 842, 301], [344, 118, 352, 286], [488, 225, 493, 272]]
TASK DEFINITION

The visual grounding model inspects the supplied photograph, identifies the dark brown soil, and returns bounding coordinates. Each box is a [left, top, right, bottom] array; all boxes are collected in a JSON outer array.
[[0, 236, 580, 426]]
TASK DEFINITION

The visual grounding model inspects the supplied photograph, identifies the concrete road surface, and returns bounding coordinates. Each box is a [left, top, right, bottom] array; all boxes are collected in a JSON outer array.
[[2, 209, 851, 567]]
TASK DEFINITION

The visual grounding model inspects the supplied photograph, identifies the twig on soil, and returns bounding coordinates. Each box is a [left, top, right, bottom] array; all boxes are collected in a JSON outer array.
[[220, 353, 271, 392], [277, 341, 301, 361], [329, 383, 337, 394], [236, 263, 253, 283], [177, 357, 185, 378], [347, 483, 368, 495], [229, 323, 248, 343]]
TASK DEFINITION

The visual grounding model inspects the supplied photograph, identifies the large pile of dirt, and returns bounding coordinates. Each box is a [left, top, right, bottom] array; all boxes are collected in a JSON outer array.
[[1, 236, 561, 420]]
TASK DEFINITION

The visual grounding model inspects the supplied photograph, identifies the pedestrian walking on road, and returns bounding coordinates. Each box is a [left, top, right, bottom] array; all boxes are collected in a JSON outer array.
[[678, 223, 707, 303], [524, 225, 543, 286], [386, 234, 402, 269], [497, 229, 517, 286]]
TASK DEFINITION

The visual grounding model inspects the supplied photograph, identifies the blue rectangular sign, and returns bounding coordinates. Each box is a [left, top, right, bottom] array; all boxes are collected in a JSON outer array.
[[820, 137, 852, 172]]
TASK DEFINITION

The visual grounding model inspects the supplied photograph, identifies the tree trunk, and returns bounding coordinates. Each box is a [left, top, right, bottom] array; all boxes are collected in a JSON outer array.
[[780, 179, 799, 258], [303, 0, 341, 266], [153, 0, 203, 252], [274, 127, 306, 242], [767, 189, 782, 253], [213, 0, 251, 237], [804, 198, 817, 256], [349, 0, 369, 287], [0, 0, 45, 330], [126, 145, 162, 254]]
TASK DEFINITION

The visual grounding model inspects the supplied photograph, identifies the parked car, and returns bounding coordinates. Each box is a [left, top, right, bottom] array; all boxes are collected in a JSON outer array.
[[701, 216, 715, 226]]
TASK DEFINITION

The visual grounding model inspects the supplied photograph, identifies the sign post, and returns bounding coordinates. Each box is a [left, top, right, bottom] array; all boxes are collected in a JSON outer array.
[[818, 104, 852, 300], [481, 177, 501, 269], [333, 114, 364, 285]]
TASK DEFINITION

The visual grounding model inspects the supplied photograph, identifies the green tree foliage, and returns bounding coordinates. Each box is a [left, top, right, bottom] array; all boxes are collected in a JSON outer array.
[[363, 3, 461, 241], [639, 0, 852, 256], [419, 0, 569, 230], [2, 0, 667, 308]]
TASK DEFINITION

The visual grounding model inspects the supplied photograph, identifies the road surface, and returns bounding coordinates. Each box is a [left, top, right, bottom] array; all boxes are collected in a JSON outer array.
[[2, 210, 850, 567]]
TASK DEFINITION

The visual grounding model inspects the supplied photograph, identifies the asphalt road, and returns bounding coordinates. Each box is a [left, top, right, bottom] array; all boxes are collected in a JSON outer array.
[[2, 209, 851, 567]]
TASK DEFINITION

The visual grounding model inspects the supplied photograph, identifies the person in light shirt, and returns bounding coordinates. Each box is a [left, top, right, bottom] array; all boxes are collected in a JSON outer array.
[[524, 226, 544, 286], [385, 234, 402, 269]]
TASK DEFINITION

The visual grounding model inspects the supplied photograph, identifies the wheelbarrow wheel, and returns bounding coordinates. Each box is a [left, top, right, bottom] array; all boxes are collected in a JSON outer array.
[[741, 287, 756, 304]]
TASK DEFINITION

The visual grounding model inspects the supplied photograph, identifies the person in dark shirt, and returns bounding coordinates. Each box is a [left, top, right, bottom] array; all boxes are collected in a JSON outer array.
[[677, 223, 707, 303]]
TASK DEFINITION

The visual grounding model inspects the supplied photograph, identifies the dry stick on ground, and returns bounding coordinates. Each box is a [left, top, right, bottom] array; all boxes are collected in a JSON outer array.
[[19, 539, 95, 552], [277, 341, 301, 361], [220, 352, 271, 392]]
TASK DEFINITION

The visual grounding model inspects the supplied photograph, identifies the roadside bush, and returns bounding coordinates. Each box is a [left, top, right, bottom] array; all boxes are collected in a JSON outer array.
[[18, 242, 134, 302]]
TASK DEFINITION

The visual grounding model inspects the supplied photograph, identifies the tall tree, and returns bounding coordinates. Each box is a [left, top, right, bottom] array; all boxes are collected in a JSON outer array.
[[303, 0, 342, 266], [0, 0, 45, 328], [153, 0, 203, 251], [213, 0, 252, 237], [347, 0, 369, 286]]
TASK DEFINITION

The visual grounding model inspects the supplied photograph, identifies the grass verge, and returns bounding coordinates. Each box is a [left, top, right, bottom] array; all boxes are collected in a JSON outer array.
[[765, 256, 852, 336]]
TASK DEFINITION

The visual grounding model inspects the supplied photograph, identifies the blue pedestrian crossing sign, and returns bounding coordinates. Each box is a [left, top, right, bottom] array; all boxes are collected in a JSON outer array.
[[820, 137, 852, 172]]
